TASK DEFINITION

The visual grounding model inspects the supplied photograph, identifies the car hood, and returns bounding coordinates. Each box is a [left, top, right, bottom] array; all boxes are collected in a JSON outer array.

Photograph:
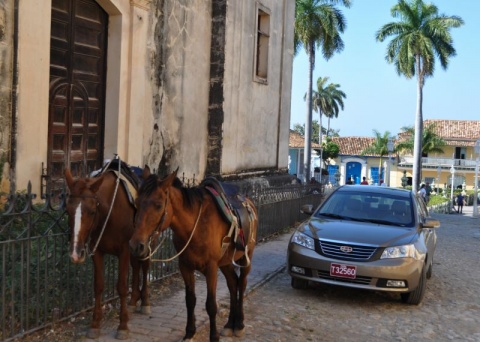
[[298, 217, 418, 246]]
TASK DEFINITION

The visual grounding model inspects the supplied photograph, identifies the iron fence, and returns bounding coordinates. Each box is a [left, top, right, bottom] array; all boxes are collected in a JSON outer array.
[[0, 181, 324, 341]]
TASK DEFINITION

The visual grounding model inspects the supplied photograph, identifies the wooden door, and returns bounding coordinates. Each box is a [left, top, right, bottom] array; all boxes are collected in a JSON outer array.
[[48, 0, 108, 186]]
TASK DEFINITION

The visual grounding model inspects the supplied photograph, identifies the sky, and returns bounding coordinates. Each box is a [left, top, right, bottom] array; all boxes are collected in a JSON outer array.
[[290, 0, 479, 138]]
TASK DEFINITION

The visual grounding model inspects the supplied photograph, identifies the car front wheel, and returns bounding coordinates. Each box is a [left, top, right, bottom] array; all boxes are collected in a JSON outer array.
[[400, 267, 426, 305], [291, 277, 309, 290]]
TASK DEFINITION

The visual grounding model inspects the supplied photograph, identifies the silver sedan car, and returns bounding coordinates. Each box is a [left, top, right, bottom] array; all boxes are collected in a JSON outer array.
[[287, 185, 440, 305]]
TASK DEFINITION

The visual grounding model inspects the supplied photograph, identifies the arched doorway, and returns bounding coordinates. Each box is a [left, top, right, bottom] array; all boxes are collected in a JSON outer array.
[[48, 0, 108, 188]]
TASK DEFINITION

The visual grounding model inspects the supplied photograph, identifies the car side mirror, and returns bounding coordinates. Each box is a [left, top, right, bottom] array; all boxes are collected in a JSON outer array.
[[422, 218, 440, 229], [300, 204, 314, 215]]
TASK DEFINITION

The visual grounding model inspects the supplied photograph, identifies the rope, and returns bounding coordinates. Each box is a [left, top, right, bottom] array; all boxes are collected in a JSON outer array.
[[88, 156, 122, 257], [145, 203, 203, 262]]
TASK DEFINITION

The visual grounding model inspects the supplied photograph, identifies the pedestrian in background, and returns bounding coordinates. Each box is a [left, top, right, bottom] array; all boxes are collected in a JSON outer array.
[[418, 184, 427, 202], [456, 193, 464, 214], [425, 182, 432, 203]]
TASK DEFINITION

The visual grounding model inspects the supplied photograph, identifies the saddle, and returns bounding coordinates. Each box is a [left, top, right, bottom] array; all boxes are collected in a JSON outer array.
[[98, 158, 142, 207], [201, 177, 256, 265]]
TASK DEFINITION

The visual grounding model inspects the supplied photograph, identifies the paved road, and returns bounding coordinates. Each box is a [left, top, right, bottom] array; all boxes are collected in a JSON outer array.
[[32, 207, 480, 341]]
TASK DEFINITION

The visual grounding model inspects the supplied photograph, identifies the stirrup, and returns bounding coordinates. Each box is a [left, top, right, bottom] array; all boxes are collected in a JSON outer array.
[[232, 245, 250, 268]]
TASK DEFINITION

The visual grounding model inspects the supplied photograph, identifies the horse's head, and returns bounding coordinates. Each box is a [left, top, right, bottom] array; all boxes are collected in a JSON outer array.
[[129, 166, 177, 258], [65, 168, 104, 263]]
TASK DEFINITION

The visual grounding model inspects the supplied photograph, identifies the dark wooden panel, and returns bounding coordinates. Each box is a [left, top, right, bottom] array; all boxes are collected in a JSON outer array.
[[48, 0, 107, 182]]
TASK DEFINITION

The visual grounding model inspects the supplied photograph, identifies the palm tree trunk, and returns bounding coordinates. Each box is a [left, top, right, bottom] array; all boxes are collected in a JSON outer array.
[[327, 117, 331, 138], [412, 56, 424, 193], [303, 43, 314, 183], [319, 109, 323, 181]]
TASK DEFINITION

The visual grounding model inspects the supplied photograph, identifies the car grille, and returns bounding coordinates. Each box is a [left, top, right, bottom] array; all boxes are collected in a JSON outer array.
[[318, 240, 377, 261], [318, 271, 372, 285]]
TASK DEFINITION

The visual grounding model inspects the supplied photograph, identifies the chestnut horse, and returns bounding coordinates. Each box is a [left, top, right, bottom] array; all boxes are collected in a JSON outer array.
[[64, 162, 151, 340], [129, 167, 258, 342]]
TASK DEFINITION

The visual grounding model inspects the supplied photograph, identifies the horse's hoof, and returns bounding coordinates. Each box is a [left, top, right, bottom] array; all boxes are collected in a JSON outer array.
[[87, 328, 101, 339], [234, 328, 245, 337], [115, 329, 129, 340], [220, 327, 234, 337], [140, 305, 151, 315]]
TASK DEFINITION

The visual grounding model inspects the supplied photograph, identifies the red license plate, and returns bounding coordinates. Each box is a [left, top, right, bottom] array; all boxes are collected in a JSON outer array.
[[330, 263, 357, 279]]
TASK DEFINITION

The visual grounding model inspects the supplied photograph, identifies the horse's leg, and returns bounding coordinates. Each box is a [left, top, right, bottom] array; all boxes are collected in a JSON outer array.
[[220, 261, 252, 338], [87, 253, 105, 339], [235, 263, 252, 337], [219, 264, 239, 337], [139, 259, 151, 314], [180, 264, 197, 340], [204, 264, 220, 342], [115, 249, 131, 340], [128, 255, 141, 312]]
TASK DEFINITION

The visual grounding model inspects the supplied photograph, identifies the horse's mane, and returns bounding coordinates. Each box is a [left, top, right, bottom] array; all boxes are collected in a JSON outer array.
[[140, 174, 204, 209]]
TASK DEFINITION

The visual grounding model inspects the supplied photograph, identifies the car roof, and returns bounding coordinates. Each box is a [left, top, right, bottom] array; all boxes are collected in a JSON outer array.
[[335, 185, 413, 199]]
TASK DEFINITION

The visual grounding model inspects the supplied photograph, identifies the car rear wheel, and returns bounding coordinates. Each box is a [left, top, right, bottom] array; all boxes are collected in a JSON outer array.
[[291, 277, 309, 289], [400, 267, 426, 305]]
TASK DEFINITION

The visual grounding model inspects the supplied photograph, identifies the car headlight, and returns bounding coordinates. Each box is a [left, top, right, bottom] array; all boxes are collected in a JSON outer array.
[[291, 231, 315, 250], [381, 244, 417, 259]]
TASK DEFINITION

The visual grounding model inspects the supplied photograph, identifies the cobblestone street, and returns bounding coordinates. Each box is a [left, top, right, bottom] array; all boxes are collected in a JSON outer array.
[[194, 209, 480, 342], [24, 208, 480, 342]]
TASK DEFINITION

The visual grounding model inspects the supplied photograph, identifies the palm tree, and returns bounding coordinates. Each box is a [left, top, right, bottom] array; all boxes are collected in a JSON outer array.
[[294, 0, 351, 183], [361, 130, 393, 183], [311, 77, 346, 170], [375, 0, 463, 193], [396, 123, 446, 157]]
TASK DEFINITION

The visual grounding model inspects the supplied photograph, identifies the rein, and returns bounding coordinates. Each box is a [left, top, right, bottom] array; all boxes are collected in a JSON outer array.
[[142, 203, 203, 262], [89, 160, 122, 256]]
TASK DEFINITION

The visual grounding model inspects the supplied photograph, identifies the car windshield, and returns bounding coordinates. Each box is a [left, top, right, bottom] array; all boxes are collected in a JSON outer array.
[[315, 190, 414, 227]]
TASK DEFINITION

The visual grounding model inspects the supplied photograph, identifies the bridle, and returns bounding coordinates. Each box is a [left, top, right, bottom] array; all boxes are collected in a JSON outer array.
[[139, 191, 203, 262], [67, 172, 121, 257], [67, 193, 101, 256], [66, 156, 123, 257], [138, 190, 170, 260]]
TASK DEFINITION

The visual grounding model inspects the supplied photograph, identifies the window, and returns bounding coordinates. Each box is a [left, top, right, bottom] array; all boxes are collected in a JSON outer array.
[[254, 4, 270, 83]]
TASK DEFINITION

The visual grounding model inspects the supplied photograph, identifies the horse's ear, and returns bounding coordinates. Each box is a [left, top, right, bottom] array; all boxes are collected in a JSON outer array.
[[65, 168, 75, 190], [90, 175, 104, 193], [142, 165, 151, 179], [160, 168, 178, 188]]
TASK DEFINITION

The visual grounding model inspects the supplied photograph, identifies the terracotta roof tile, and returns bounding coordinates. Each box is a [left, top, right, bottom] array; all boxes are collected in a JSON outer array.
[[424, 119, 480, 141], [330, 136, 378, 156], [289, 130, 321, 149], [398, 120, 480, 146]]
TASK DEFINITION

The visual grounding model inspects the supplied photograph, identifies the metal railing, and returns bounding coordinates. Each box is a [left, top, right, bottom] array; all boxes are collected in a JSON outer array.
[[0, 180, 324, 341], [399, 156, 477, 169]]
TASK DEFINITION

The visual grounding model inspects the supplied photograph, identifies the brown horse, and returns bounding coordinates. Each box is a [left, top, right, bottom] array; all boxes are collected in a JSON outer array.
[[129, 167, 258, 342], [64, 164, 151, 340]]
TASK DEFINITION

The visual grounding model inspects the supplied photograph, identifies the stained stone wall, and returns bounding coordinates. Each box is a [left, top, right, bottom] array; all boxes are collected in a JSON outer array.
[[0, 0, 13, 192], [0, 0, 13, 164], [144, 0, 294, 180]]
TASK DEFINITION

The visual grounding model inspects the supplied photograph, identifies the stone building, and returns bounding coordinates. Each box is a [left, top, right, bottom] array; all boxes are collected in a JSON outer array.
[[0, 0, 294, 194]]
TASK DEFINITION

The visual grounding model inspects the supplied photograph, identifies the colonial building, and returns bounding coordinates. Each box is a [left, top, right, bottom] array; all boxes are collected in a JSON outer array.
[[397, 119, 480, 190], [329, 119, 480, 189], [288, 129, 321, 183], [0, 0, 294, 195]]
